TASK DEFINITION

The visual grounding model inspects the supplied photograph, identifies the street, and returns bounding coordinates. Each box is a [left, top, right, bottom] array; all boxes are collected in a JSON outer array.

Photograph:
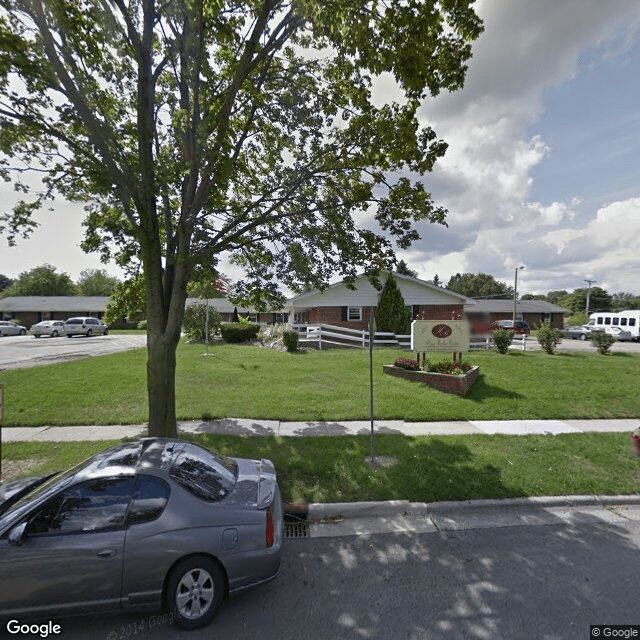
[[31, 506, 640, 640]]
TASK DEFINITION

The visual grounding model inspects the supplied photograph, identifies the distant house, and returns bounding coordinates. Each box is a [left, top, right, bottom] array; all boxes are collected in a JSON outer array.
[[286, 273, 475, 331], [185, 298, 289, 324], [464, 299, 569, 330], [0, 296, 110, 327]]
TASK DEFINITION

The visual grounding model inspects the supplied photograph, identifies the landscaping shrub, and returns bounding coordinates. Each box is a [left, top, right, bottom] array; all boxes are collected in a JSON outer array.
[[426, 360, 473, 375], [536, 319, 564, 354], [590, 331, 616, 355], [376, 274, 411, 334], [282, 329, 299, 352], [221, 322, 260, 343], [492, 328, 514, 354], [393, 357, 421, 371], [183, 302, 222, 342], [137, 319, 147, 330]]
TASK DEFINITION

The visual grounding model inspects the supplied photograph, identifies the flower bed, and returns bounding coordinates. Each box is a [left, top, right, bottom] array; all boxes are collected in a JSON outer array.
[[383, 364, 480, 396]]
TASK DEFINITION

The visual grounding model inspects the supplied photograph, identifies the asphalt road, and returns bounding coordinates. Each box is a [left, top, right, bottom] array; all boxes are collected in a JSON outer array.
[[27, 509, 640, 640], [0, 333, 148, 370]]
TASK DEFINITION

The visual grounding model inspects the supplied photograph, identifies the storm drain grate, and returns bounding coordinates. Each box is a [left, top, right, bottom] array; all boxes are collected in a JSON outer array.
[[283, 509, 309, 539]]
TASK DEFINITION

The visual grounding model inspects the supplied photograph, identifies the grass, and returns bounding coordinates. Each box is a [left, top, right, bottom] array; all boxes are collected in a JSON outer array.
[[3, 432, 640, 503], [0, 343, 639, 426]]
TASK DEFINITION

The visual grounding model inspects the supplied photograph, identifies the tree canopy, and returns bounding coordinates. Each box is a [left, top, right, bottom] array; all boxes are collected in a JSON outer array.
[[77, 268, 120, 296], [0, 264, 77, 297], [0, 0, 483, 435], [446, 272, 513, 299]]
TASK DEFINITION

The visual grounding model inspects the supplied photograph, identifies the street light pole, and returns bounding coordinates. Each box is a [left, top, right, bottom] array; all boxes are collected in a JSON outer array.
[[513, 266, 524, 325]]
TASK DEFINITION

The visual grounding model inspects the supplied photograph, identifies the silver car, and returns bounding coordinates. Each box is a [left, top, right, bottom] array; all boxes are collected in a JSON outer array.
[[0, 438, 283, 629], [30, 320, 66, 338], [563, 324, 601, 341], [63, 316, 108, 337], [0, 320, 27, 336]]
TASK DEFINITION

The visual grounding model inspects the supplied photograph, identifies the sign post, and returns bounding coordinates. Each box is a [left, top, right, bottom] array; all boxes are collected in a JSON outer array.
[[369, 306, 376, 462]]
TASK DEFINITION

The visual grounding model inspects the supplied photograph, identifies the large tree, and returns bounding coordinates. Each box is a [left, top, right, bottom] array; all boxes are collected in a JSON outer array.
[[0, 264, 77, 297], [77, 268, 120, 296], [446, 272, 513, 299], [558, 287, 612, 315], [0, 1, 483, 436]]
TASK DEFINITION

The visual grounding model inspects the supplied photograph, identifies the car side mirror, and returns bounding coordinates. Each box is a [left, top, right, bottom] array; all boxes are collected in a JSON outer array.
[[8, 522, 28, 546]]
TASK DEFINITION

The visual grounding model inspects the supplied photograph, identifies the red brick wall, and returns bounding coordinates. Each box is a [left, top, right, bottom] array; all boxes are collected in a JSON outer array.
[[416, 305, 464, 321], [305, 306, 373, 330]]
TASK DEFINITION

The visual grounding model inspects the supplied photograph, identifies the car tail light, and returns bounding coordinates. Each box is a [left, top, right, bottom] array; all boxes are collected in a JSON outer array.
[[266, 507, 275, 547]]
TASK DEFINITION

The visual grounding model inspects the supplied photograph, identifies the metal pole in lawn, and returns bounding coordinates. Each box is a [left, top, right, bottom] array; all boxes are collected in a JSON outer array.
[[369, 305, 375, 462]]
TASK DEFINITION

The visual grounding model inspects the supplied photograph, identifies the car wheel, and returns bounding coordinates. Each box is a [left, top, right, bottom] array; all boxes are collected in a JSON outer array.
[[580, 333, 587, 341], [166, 557, 224, 630], [52, 330, 58, 337], [103, 328, 108, 335], [86, 329, 93, 337], [19, 329, 26, 335]]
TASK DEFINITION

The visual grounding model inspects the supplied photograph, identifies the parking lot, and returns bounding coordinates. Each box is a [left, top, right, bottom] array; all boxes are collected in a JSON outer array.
[[0, 333, 148, 370], [0, 332, 638, 372]]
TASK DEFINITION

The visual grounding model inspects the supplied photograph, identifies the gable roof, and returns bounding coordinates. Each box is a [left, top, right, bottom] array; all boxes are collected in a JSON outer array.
[[287, 272, 476, 308]]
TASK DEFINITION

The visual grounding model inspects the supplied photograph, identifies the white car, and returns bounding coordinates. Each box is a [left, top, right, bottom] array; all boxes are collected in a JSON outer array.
[[30, 320, 66, 338], [604, 326, 633, 341], [0, 320, 27, 336], [63, 317, 109, 337]]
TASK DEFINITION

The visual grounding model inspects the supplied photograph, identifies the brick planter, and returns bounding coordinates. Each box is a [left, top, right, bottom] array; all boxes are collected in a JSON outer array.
[[383, 365, 480, 396]]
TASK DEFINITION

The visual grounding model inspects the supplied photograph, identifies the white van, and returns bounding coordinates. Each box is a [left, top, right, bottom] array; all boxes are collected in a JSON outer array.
[[588, 311, 640, 341]]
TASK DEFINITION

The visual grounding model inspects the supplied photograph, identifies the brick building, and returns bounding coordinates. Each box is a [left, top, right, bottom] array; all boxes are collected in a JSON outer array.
[[286, 273, 475, 331]]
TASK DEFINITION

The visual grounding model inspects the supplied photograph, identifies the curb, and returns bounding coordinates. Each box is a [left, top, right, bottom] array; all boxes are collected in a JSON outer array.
[[285, 494, 640, 520]]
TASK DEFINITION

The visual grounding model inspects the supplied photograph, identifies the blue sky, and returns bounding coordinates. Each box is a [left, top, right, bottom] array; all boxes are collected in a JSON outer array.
[[1, 0, 640, 297]]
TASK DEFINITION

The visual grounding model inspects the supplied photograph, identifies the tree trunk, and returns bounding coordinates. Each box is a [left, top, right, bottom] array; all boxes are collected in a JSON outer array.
[[146, 331, 179, 437]]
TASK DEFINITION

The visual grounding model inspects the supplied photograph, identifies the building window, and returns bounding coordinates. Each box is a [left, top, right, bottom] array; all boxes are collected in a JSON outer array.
[[347, 307, 362, 321]]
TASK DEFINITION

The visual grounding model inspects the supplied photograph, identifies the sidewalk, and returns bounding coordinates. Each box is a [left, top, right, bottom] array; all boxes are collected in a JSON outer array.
[[3, 417, 640, 441], [4, 418, 640, 538]]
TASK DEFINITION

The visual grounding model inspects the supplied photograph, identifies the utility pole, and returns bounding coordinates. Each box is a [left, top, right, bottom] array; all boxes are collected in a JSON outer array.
[[585, 279, 597, 316]]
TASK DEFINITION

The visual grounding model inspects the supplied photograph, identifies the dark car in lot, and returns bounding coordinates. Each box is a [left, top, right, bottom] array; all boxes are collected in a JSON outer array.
[[0, 438, 283, 630], [491, 319, 530, 334]]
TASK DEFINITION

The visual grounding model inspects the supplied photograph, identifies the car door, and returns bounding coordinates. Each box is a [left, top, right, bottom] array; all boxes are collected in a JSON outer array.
[[0, 476, 135, 617]]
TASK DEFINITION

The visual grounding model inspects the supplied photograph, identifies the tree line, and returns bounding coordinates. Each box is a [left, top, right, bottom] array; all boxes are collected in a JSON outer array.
[[0, 264, 119, 297]]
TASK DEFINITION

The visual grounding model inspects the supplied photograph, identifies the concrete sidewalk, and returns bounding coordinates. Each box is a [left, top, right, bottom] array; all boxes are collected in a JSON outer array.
[[3, 417, 640, 441], [4, 418, 640, 538]]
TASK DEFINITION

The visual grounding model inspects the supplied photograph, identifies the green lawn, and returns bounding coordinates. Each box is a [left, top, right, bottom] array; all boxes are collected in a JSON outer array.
[[0, 343, 638, 426], [4, 432, 640, 503]]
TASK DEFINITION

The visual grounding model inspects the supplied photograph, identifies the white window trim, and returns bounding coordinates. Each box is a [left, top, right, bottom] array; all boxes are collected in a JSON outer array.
[[347, 307, 362, 321]]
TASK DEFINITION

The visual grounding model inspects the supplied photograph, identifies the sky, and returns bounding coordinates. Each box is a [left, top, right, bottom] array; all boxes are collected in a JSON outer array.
[[1, 0, 640, 297]]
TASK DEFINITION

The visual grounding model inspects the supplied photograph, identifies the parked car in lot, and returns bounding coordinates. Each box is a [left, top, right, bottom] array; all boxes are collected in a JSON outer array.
[[603, 326, 633, 341], [0, 438, 283, 629], [30, 320, 66, 338], [563, 324, 602, 341], [0, 320, 27, 336], [491, 319, 531, 334], [63, 316, 108, 337]]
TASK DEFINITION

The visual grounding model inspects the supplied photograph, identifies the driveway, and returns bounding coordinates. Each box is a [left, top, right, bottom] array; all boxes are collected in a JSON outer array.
[[0, 333, 147, 370]]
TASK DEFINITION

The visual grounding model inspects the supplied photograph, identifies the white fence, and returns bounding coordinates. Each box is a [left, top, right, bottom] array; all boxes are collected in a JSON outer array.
[[293, 323, 410, 350], [469, 334, 531, 351], [293, 324, 532, 351]]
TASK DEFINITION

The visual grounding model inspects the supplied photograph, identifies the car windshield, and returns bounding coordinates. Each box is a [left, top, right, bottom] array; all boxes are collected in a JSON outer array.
[[0, 468, 78, 532], [169, 444, 237, 502]]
